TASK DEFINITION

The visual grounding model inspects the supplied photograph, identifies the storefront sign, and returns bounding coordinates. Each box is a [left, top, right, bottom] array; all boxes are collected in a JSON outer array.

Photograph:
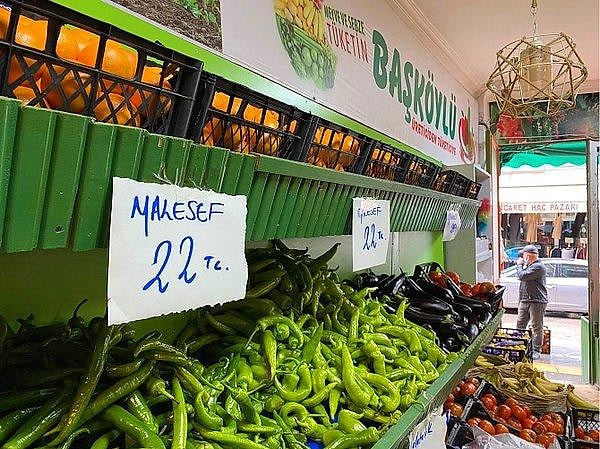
[[221, 0, 478, 166], [352, 198, 390, 271], [408, 408, 447, 449], [500, 202, 587, 213], [109, 0, 478, 165], [107, 178, 248, 324]]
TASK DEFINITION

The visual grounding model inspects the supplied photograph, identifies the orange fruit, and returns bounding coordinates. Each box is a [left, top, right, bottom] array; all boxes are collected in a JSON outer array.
[[40, 66, 91, 113], [56, 26, 80, 61], [128, 66, 172, 117], [78, 39, 135, 79], [0, 7, 10, 40], [69, 26, 99, 52], [13, 84, 36, 103], [94, 93, 139, 126], [8, 20, 47, 86]]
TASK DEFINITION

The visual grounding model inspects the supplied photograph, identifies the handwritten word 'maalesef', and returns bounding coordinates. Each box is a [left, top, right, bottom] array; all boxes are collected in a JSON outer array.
[[357, 206, 382, 224], [131, 195, 224, 237]]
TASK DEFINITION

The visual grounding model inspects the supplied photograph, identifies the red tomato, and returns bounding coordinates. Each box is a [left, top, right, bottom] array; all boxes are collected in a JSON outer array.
[[511, 405, 527, 422], [536, 432, 556, 449], [443, 394, 454, 411], [467, 417, 481, 427], [494, 423, 510, 434], [522, 418, 536, 430], [461, 382, 477, 396], [581, 435, 595, 442], [548, 412, 564, 426], [478, 420, 495, 435], [522, 404, 532, 417], [465, 377, 480, 388], [575, 427, 586, 439], [507, 418, 522, 430], [481, 393, 497, 406], [504, 398, 519, 408], [540, 420, 555, 434], [532, 421, 548, 435], [497, 404, 512, 420], [449, 403, 463, 417], [589, 430, 600, 442], [481, 396, 496, 411], [519, 429, 537, 442]]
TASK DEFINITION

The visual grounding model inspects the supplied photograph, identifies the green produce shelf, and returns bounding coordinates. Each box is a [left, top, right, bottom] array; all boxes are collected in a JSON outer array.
[[0, 98, 479, 253], [374, 310, 504, 449]]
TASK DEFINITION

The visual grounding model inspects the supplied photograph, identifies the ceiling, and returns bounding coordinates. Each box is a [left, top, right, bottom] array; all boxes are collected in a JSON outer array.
[[399, 0, 600, 98]]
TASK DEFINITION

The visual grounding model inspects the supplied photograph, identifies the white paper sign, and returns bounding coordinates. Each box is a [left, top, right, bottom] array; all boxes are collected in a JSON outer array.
[[107, 178, 248, 324], [442, 209, 461, 241], [408, 408, 447, 449], [352, 198, 390, 271]]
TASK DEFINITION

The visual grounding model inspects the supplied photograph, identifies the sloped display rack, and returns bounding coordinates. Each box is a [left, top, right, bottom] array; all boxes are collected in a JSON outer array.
[[0, 98, 480, 253]]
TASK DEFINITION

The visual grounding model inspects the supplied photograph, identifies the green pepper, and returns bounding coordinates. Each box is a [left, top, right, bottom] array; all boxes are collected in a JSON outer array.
[[302, 381, 339, 407], [0, 407, 40, 443], [228, 386, 260, 424], [125, 390, 158, 433], [50, 322, 116, 446], [338, 409, 367, 433], [246, 278, 281, 299], [185, 334, 221, 355], [261, 329, 277, 381], [328, 387, 341, 420], [275, 363, 312, 402], [102, 405, 165, 449], [89, 429, 120, 449], [170, 377, 187, 449], [340, 346, 371, 409], [248, 258, 278, 274], [193, 390, 223, 430], [196, 428, 271, 449], [272, 411, 306, 449], [145, 374, 176, 401], [307, 243, 340, 275], [300, 323, 323, 364], [359, 371, 400, 412], [362, 340, 387, 376], [323, 427, 380, 449]]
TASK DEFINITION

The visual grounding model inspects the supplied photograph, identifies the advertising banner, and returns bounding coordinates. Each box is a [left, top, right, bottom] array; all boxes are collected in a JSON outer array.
[[109, 0, 478, 165]]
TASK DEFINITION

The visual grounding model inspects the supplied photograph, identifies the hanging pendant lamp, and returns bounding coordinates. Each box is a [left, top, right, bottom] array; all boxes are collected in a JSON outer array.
[[486, 0, 588, 118]]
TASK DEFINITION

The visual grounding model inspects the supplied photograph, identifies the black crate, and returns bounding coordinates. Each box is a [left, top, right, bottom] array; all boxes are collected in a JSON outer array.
[[434, 170, 472, 197], [482, 330, 533, 362], [364, 142, 413, 182], [467, 180, 482, 199], [306, 119, 373, 173], [472, 285, 506, 316], [570, 408, 599, 449], [0, 0, 202, 136], [446, 417, 473, 449], [190, 73, 313, 160], [404, 155, 441, 189], [495, 327, 533, 340]]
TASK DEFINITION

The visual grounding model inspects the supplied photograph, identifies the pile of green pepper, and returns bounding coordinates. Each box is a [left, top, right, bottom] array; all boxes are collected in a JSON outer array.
[[0, 241, 457, 449]]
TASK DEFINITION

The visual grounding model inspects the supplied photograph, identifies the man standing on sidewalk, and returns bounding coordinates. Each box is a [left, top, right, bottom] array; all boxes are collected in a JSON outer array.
[[516, 245, 548, 359]]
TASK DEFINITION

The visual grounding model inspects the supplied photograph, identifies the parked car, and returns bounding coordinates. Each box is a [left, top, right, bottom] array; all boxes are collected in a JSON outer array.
[[500, 258, 589, 313], [503, 245, 542, 267]]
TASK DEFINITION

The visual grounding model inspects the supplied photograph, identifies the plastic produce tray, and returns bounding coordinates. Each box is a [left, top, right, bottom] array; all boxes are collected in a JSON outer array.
[[0, 0, 201, 136], [570, 408, 600, 449], [434, 170, 471, 197], [190, 74, 312, 161]]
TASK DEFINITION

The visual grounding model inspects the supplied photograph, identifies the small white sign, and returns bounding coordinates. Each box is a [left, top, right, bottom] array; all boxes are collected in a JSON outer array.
[[443, 209, 461, 241], [352, 198, 390, 271], [408, 408, 447, 449], [107, 178, 248, 324]]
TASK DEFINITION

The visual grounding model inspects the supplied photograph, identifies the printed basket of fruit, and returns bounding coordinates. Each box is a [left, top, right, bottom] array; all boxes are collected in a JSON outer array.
[[364, 142, 413, 182], [193, 74, 311, 159], [0, 0, 201, 136], [274, 0, 337, 90], [305, 119, 372, 173], [570, 408, 600, 449]]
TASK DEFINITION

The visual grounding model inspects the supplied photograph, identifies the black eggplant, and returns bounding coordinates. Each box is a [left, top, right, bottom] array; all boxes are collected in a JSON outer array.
[[404, 305, 454, 326], [442, 337, 463, 352], [395, 275, 433, 300], [378, 274, 402, 296], [464, 323, 480, 341], [444, 277, 464, 298], [412, 277, 454, 303], [452, 295, 491, 316], [449, 301, 473, 317], [405, 297, 457, 318]]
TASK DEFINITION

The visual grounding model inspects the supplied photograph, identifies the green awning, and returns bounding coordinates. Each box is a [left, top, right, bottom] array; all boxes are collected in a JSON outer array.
[[500, 140, 588, 168]]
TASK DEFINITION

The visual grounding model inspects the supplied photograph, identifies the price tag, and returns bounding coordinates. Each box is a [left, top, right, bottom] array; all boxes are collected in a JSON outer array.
[[408, 408, 447, 449], [565, 237, 574, 244], [442, 209, 461, 241], [580, 237, 588, 244], [352, 198, 390, 271], [107, 178, 248, 324]]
